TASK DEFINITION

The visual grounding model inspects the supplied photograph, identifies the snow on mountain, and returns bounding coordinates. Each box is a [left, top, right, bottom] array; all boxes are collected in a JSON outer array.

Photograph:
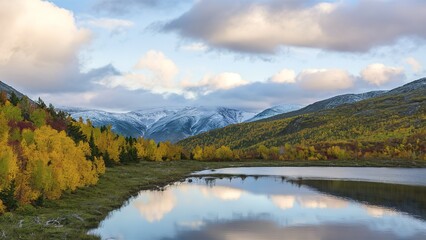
[[266, 90, 387, 122], [386, 77, 426, 95], [246, 105, 303, 122], [61, 106, 257, 142]]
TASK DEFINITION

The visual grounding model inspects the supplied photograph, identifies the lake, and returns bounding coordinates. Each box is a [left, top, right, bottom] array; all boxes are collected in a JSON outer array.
[[89, 167, 426, 240]]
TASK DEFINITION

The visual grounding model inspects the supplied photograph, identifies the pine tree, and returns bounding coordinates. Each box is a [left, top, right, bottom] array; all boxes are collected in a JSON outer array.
[[0, 181, 18, 211], [9, 92, 20, 106]]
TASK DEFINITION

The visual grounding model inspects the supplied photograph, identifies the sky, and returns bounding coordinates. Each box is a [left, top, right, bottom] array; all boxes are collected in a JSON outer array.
[[0, 0, 425, 112]]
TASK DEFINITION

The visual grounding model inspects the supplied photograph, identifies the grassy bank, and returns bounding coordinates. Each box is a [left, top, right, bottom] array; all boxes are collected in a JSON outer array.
[[0, 159, 425, 239]]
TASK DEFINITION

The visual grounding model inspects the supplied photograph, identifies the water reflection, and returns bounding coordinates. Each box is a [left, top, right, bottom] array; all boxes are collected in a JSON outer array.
[[297, 179, 426, 220], [200, 185, 244, 201], [165, 219, 426, 240], [90, 176, 426, 240], [133, 190, 176, 222]]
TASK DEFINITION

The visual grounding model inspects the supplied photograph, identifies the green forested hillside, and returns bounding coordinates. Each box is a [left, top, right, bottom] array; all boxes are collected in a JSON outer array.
[[179, 78, 426, 160]]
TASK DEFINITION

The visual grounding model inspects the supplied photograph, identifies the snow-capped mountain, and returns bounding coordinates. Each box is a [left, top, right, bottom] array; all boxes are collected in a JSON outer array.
[[61, 106, 257, 142], [246, 105, 303, 122]]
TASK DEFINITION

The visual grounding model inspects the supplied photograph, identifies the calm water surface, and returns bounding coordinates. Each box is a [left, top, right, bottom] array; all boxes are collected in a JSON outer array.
[[90, 168, 426, 240], [194, 167, 426, 186]]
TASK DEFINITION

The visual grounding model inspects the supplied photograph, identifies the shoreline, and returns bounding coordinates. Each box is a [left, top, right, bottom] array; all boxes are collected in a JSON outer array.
[[1, 159, 425, 239]]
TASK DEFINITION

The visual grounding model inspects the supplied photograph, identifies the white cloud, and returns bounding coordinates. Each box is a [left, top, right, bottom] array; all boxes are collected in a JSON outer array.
[[191, 72, 249, 94], [98, 50, 248, 98], [0, 0, 91, 92], [181, 42, 208, 52], [135, 50, 179, 82], [164, 0, 426, 54], [270, 69, 296, 84], [84, 17, 134, 34], [405, 57, 422, 73], [361, 63, 405, 86], [296, 69, 354, 91], [98, 50, 182, 95]]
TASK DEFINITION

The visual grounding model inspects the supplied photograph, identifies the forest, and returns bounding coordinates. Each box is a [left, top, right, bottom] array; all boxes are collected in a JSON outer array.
[[0, 91, 184, 213]]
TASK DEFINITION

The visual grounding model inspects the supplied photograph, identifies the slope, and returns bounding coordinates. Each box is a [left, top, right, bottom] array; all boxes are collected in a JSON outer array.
[[266, 90, 386, 121], [178, 78, 426, 150], [0, 80, 29, 99]]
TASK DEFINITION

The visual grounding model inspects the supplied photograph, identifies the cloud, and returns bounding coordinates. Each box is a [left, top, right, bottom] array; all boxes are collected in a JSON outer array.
[[163, 0, 426, 54], [0, 0, 91, 93], [97, 50, 249, 99], [270, 69, 296, 84], [296, 69, 355, 91], [135, 50, 179, 82], [360, 63, 405, 86], [82, 17, 134, 34], [184, 72, 249, 95], [405, 57, 422, 73], [97, 50, 182, 95]]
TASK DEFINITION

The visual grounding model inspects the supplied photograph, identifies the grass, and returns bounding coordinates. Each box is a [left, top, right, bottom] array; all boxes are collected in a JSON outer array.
[[0, 159, 425, 239]]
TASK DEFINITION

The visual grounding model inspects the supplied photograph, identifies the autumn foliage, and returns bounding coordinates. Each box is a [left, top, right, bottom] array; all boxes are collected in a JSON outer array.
[[0, 92, 182, 212]]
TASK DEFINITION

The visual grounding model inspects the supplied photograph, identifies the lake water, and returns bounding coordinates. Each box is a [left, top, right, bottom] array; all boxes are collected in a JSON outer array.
[[194, 167, 426, 186], [90, 167, 426, 240]]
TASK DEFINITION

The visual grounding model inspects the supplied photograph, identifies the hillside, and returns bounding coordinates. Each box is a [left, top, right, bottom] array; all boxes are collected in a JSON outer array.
[[266, 90, 386, 121], [179, 78, 426, 151], [0, 81, 28, 99], [246, 105, 302, 122]]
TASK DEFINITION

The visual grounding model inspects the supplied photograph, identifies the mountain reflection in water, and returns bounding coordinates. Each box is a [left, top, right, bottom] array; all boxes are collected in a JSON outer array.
[[89, 176, 426, 240]]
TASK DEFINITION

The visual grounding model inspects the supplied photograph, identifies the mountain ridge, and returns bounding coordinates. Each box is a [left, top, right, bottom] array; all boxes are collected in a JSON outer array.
[[0, 81, 28, 99], [60, 86, 394, 142], [178, 78, 426, 150]]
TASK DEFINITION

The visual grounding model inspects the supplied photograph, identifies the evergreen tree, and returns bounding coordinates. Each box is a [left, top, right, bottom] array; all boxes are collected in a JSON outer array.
[[89, 131, 100, 161], [0, 181, 18, 211], [9, 92, 20, 106]]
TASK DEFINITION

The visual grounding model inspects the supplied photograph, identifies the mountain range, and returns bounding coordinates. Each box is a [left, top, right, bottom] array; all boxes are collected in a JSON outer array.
[[3, 79, 423, 145], [60, 89, 390, 142]]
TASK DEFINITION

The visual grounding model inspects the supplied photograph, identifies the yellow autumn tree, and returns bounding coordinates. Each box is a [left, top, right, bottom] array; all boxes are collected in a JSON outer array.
[[192, 145, 203, 160], [0, 116, 18, 191], [21, 126, 99, 200], [215, 146, 233, 161], [203, 146, 216, 161], [135, 138, 147, 159]]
